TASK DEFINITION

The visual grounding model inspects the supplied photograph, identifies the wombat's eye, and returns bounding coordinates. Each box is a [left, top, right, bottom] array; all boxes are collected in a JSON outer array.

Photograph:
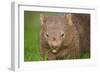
[[45, 33, 49, 37], [61, 32, 65, 37]]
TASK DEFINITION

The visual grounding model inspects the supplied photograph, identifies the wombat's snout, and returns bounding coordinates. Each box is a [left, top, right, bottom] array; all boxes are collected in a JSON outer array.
[[52, 42, 58, 49], [49, 38, 62, 54], [51, 38, 60, 49]]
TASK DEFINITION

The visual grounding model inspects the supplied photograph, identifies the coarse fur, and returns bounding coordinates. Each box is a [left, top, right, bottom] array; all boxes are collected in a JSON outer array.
[[40, 13, 90, 60]]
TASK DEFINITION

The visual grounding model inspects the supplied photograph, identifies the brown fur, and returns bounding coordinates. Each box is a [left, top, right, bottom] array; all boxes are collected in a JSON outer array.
[[40, 13, 90, 60]]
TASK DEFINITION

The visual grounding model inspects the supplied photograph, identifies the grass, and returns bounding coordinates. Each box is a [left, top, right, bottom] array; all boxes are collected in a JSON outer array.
[[80, 51, 90, 59], [24, 11, 41, 61], [24, 11, 90, 61]]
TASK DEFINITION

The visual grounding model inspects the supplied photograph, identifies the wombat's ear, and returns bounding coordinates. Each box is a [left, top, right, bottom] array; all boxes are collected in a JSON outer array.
[[40, 14, 46, 25], [64, 14, 73, 26]]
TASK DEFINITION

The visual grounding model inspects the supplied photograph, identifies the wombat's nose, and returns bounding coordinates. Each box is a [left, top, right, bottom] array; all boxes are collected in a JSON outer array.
[[52, 43, 58, 49], [52, 37, 56, 41]]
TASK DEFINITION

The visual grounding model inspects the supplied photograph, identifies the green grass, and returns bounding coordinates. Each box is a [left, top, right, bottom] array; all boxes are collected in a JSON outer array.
[[24, 11, 90, 61], [80, 51, 90, 59], [24, 11, 41, 61]]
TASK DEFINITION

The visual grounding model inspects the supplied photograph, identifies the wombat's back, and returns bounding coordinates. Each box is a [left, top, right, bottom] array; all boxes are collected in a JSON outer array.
[[72, 14, 90, 53]]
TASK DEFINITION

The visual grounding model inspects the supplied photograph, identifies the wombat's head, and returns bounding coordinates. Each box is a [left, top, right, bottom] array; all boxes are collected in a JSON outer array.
[[40, 14, 73, 54]]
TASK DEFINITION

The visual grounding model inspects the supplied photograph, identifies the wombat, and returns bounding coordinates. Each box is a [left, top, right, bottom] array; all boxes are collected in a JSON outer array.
[[40, 13, 90, 60]]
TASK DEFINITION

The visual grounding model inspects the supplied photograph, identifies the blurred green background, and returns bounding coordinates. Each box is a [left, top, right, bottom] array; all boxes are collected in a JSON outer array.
[[24, 11, 90, 61]]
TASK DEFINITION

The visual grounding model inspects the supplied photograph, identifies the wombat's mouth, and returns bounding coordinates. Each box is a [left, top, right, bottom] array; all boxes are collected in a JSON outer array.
[[52, 49, 57, 54], [50, 48, 58, 54]]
